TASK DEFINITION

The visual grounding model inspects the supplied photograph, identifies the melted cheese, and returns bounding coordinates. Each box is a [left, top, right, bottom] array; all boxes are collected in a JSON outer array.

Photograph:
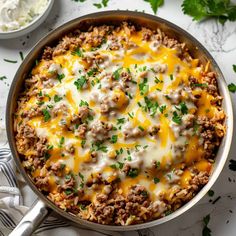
[[15, 27, 222, 205]]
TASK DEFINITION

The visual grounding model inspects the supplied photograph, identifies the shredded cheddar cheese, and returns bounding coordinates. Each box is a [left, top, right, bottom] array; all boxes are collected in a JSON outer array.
[[14, 23, 225, 226]]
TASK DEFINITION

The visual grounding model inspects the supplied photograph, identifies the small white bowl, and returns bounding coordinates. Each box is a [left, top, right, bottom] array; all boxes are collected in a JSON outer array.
[[0, 0, 54, 39]]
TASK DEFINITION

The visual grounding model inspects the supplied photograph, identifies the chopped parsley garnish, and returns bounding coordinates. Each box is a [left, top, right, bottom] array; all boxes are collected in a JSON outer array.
[[42, 109, 51, 122], [79, 172, 84, 181], [233, 64, 236, 73], [65, 174, 72, 180], [169, 74, 174, 80], [110, 135, 118, 143], [127, 168, 139, 178], [159, 104, 166, 114], [3, 58, 17, 63], [71, 47, 84, 57], [91, 142, 108, 153], [127, 155, 132, 161], [228, 83, 236, 93], [115, 148, 123, 156], [93, 0, 109, 9], [208, 190, 215, 197], [128, 112, 134, 119], [117, 117, 125, 125], [59, 137, 65, 147], [193, 83, 208, 87], [113, 67, 122, 80], [74, 76, 87, 90], [87, 68, 98, 76], [153, 177, 160, 184], [81, 139, 86, 148], [154, 77, 161, 83], [54, 95, 63, 103], [179, 102, 188, 114], [0, 76, 7, 81], [19, 51, 24, 61], [37, 101, 44, 106], [79, 100, 89, 107], [110, 161, 124, 169], [155, 161, 161, 168], [139, 78, 149, 95], [138, 126, 144, 131], [64, 189, 72, 195], [172, 111, 182, 124], [141, 190, 148, 197], [47, 145, 54, 150], [60, 163, 66, 170], [202, 214, 211, 236], [44, 152, 51, 160], [57, 73, 65, 83], [135, 144, 141, 151], [143, 96, 159, 117]]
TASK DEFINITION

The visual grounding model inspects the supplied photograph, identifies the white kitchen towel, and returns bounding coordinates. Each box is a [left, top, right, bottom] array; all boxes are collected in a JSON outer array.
[[0, 147, 154, 236]]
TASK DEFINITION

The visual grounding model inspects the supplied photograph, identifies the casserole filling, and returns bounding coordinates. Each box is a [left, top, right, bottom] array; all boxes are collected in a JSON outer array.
[[14, 22, 225, 225]]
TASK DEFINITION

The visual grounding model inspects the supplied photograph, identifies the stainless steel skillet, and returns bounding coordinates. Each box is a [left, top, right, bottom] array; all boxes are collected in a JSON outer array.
[[6, 10, 233, 236]]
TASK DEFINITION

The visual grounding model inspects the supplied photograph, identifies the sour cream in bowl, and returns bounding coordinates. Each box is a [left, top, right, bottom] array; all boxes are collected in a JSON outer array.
[[0, 0, 54, 39]]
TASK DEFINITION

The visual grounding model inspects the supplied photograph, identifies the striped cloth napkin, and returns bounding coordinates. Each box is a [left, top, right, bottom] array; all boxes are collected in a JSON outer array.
[[0, 147, 153, 236]]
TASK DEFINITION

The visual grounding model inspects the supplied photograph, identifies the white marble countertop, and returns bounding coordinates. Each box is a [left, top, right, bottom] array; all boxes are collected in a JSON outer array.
[[0, 0, 236, 235]]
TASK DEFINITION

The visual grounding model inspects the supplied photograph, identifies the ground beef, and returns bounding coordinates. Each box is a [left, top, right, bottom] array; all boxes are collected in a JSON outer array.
[[90, 121, 113, 141]]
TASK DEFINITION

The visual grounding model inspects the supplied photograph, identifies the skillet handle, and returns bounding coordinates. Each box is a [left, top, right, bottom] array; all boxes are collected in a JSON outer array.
[[9, 199, 50, 236]]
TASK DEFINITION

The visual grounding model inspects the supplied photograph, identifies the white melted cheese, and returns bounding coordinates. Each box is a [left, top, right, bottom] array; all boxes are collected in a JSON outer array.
[[24, 29, 213, 200]]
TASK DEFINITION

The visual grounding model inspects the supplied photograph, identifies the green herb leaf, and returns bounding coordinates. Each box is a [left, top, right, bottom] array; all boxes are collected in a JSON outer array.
[[74, 76, 87, 90], [81, 139, 86, 148], [193, 83, 208, 87], [44, 152, 51, 160], [172, 111, 182, 124], [139, 78, 149, 95], [110, 135, 118, 144], [3, 58, 17, 63], [170, 74, 174, 80], [57, 73, 65, 83], [203, 214, 210, 226], [113, 67, 122, 80], [228, 83, 236, 93], [71, 47, 84, 57], [79, 172, 84, 181], [154, 177, 160, 184], [19, 51, 24, 61], [182, 0, 236, 24], [54, 95, 63, 103], [138, 126, 144, 131], [202, 214, 211, 236], [102, 0, 109, 6], [64, 189, 72, 195], [127, 168, 139, 178], [42, 109, 51, 122], [59, 137, 65, 147], [233, 64, 236, 73], [87, 68, 98, 77], [93, 3, 102, 8], [145, 0, 164, 14], [117, 118, 125, 125], [92, 142, 108, 153], [207, 190, 215, 197], [0, 76, 7, 81], [159, 104, 166, 114], [143, 96, 159, 117], [79, 100, 89, 107], [110, 161, 124, 170], [179, 102, 188, 114]]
